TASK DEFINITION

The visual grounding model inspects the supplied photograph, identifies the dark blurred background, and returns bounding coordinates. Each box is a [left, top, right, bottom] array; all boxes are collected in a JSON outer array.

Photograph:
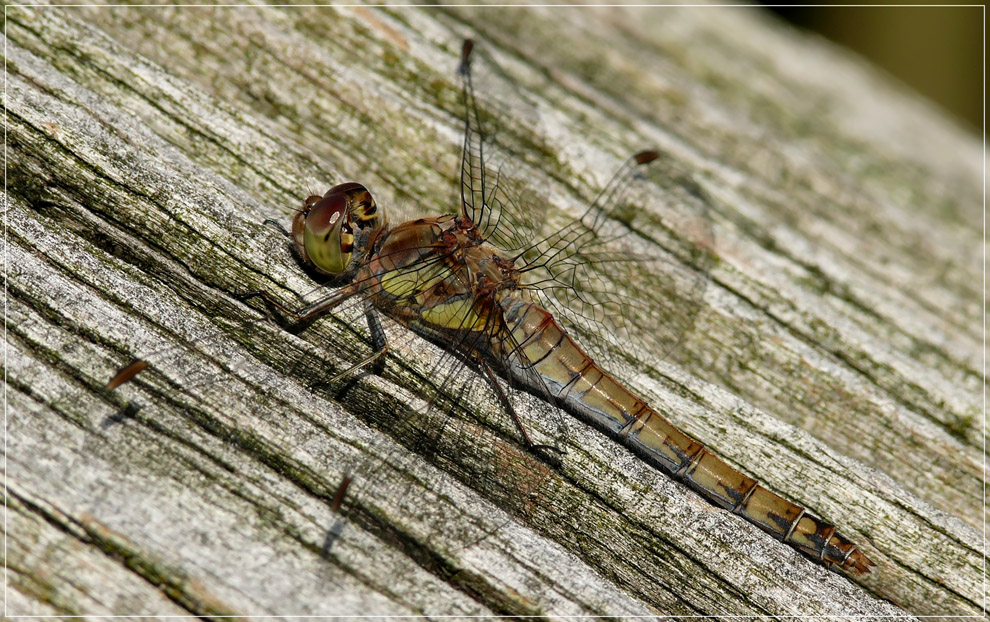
[[762, 4, 983, 131]]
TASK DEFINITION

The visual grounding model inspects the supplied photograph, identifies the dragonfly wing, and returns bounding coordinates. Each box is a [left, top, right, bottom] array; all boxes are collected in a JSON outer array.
[[457, 39, 546, 255], [518, 150, 715, 381], [456, 41, 713, 376]]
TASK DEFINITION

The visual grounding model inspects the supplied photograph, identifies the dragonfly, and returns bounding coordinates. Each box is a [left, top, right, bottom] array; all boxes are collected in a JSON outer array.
[[110, 38, 873, 576]]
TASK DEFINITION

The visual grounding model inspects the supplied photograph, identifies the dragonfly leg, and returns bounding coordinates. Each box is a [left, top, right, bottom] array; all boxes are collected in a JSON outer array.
[[364, 301, 389, 376], [474, 352, 563, 459], [328, 303, 390, 383], [236, 290, 299, 328], [238, 282, 360, 333]]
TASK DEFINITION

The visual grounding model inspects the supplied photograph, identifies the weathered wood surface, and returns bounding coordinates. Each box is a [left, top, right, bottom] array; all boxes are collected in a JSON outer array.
[[4, 3, 982, 619]]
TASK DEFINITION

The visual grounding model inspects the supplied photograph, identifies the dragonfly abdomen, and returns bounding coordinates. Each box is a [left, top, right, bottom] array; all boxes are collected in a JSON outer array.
[[501, 298, 873, 575]]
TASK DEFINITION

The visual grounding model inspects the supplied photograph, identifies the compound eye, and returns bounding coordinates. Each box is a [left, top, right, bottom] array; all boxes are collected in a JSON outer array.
[[293, 195, 326, 254], [290, 183, 385, 277], [306, 194, 347, 239], [302, 193, 353, 274]]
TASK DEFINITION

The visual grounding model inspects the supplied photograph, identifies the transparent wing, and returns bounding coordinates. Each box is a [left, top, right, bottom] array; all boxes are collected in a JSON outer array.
[[457, 39, 546, 255], [457, 41, 713, 377], [517, 150, 714, 379]]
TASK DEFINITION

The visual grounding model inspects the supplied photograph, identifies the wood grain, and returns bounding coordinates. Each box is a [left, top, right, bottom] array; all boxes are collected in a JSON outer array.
[[4, 4, 981, 618]]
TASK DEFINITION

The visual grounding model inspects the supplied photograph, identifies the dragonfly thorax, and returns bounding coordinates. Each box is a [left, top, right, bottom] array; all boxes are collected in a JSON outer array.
[[293, 182, 388, 276], [440, 217, 520, 296], [361, 214, 521, 335]]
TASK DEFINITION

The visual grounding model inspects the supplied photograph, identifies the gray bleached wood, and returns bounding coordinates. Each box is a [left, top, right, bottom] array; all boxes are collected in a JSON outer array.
[[4, 3, 980, 619]]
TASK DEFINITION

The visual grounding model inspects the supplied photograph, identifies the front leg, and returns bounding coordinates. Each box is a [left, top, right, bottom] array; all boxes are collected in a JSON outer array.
[[325, 300, 390, 383], [238, 281, 361, 333]]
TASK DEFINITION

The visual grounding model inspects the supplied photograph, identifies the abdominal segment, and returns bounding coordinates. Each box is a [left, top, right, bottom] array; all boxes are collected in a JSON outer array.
[[499, 296, 874, 575]]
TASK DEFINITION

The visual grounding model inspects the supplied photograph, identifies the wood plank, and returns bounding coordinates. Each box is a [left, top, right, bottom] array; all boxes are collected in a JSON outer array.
[[4, 4, 980, 618]]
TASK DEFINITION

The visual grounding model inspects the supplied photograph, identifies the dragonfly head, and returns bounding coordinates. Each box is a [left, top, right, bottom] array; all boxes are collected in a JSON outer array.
[[293, 182, 387, 275]]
